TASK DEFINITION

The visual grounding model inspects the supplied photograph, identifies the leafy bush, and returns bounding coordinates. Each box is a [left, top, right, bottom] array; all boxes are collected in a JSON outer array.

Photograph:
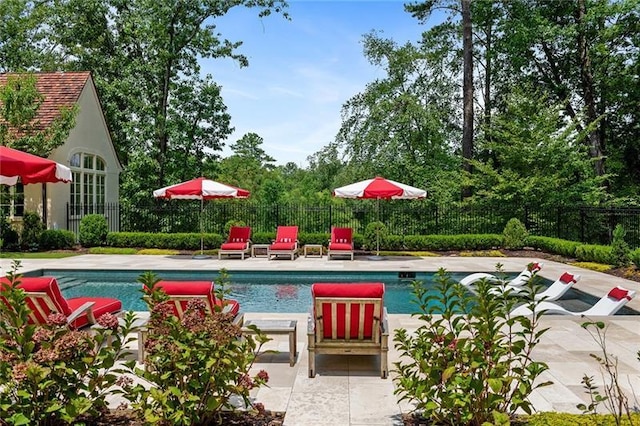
[[0, 261, 137, 424], [630, 248, 640, 269], [79, 214, 109, 247], [503, 217, 528, 249], [39, 229, 76, 250], [223, 219, 246, 234], [610, 224, 631, 267], [20, 211, 44, 251], [401, 234, 504, 251], [364, 221, 388, 253], [394, 268, 551, 425], [120, 271, 271, 425], [0, 218, 20, 251], [575, 244, 615, 265]]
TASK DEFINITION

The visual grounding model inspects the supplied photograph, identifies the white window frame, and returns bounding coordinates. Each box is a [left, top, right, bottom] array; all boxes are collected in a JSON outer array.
[[69, 152, 107, 217]]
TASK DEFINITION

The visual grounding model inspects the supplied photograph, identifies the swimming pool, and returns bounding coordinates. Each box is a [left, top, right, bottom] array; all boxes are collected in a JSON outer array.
[[35, 269, 483, 314], [31, 268, 628, 315]]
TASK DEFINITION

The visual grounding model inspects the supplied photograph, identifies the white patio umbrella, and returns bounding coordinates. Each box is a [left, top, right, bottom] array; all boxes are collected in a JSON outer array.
[[333, 176, 426, 256], [153, 177, 250, 258]]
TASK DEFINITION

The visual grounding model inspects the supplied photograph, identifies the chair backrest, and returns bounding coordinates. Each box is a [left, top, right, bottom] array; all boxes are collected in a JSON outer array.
[[585, 286, 636, 316], [275, 226, 298, 243], [311, 282, 384, 342], [154, 281, 217, 318], [0, 276, 72, 324], [227, 226, 251, 243], [331, 227, 353, 244]]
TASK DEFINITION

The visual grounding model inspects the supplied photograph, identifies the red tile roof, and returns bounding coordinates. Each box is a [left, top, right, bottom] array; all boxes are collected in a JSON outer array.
[[0, 71, 90, 131]]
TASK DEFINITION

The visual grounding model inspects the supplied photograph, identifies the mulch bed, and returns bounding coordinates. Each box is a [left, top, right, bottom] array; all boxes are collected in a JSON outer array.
[[84, 409, 284, 425]]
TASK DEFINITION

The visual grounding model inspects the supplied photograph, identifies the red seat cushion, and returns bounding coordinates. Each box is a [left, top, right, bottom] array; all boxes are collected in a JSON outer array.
[[608, 286, 630, 301], [67, 297, 122, 329], [329, 242, 352, 251], [220, 242, 248, 250], [269, 242, 295, 250], [559, 272, 575, 284], [312, 283, 384, 339]]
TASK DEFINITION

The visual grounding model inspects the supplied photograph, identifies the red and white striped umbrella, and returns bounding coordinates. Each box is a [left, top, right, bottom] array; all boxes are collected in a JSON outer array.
[[153, 177, 250, 200], [333, 176, 426, 257], [333, 176, 426, 200], [0, 146, 72, 185], [153, 177, 250, 257]]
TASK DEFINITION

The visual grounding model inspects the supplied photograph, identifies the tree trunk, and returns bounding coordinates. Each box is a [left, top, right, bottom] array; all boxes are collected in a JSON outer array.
[[461, 0, 474, 199], [576, 0, 605, 177]]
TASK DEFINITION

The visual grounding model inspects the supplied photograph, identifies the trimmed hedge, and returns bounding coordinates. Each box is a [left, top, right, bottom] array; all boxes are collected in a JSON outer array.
[[107, 232, 224, 250], [39, 229, 76, 250], [575, 243, 615, 265], [526, 236, 581, 258]]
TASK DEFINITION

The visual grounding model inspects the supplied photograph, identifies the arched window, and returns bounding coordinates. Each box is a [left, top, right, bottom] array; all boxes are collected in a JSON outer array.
[[69, 153, 106, 215]]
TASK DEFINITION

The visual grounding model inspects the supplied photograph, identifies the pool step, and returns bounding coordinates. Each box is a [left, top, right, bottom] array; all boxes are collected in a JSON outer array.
[[56, 276, 87, 290]]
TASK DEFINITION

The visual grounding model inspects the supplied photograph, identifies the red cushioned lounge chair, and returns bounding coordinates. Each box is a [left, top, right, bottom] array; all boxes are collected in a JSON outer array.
[[327, 227, 354, 260], [218, 226, 252, 260], [268, 225, 299, 260], [0, 276, 122, 329], [153, 280, 243, 325], [307, 282, 389, 378]]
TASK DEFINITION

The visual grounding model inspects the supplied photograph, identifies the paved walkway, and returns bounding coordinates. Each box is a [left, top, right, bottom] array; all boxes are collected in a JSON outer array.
[[2, 254, 639, 425]]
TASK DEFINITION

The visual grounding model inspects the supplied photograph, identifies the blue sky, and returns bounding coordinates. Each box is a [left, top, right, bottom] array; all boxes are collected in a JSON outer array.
[[203, 1, 432, 167]]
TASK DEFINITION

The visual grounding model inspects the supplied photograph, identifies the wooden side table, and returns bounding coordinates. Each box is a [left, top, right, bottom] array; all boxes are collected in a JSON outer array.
[[304, 244, 323, 258], [242, 319, 298, 366], [251, 244, 270, 258]]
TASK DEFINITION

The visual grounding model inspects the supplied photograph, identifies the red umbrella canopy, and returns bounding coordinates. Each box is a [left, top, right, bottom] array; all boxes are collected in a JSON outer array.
[[333, 176, 426, 200], [153, 177, 250, 200], [0, 146, 72, 185]]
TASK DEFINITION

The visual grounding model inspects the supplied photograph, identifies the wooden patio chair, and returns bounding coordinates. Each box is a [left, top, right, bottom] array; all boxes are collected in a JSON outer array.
[[0, 276, 122, 329], [327, 227, 354, 260], [218, 226, 252, 260], [268, 225, 299, 260], [307, 282, 388, 378]]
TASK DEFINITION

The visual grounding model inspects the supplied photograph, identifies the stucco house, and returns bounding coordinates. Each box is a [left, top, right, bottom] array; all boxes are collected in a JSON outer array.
[[0, 71, 122, 231]]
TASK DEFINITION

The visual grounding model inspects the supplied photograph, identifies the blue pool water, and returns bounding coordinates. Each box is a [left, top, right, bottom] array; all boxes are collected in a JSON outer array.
[[34, 269, 484, 314]]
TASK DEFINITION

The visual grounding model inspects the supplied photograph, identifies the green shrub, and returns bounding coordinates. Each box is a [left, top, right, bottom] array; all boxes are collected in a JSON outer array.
[[364, 221, 388, 253], [503, 218, 528, 249], [106, 232, 224, 250], [630, 248, 640, 269], [120, 271, 271, 424], [526, 236, 581, 258], [0, 261, 138, 423], [0, 218, 20, 251], [79, 214, 109, 247], [20, 211, 44, 251], [394, 268, 551, 425], [610, 224, 631, 267], [39, 229, 76, 250], [575, 244, 615, 264]]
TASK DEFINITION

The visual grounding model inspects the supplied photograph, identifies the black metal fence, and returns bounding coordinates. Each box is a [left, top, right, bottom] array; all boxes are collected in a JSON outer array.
[[66, 201, 640, 248]]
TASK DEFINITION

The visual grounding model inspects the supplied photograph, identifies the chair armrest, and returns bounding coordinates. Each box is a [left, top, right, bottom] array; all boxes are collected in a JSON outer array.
[[380, 307, 389, 336], [67, 301, 96, 325], [307, 308, 316, 335]]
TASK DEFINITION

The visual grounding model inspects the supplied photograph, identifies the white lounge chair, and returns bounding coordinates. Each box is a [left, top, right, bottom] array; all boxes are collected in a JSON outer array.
[[510, 286, 636, 317], [459, 262, 544, 287], [496, 272, 580, 301]]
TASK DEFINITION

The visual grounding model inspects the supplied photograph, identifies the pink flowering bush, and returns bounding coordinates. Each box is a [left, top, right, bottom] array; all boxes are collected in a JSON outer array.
[[394, 267, 551, 425], [119, 270, 271, 425], [0, 261, 139, 425]]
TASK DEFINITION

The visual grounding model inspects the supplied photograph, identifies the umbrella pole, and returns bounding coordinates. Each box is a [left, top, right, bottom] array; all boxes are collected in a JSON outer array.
[[200, 197, 204, 256], [376, 198, 380, 256]]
